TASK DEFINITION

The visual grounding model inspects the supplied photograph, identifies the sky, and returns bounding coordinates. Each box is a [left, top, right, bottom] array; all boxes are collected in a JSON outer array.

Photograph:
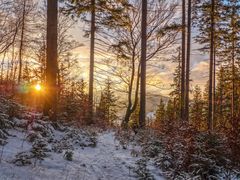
[[69, 21, 210, 98], [55, 0, 212, 104]]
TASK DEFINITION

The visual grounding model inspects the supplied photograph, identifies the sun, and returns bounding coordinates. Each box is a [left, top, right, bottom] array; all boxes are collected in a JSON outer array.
[[35, 84, 42, 91]]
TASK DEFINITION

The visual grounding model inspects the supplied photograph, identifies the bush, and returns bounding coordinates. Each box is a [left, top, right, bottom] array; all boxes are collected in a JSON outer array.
[[138, 124, 240, 179]]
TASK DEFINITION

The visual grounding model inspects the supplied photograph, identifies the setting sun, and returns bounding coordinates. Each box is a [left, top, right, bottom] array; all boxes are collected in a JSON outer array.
[[35, 84, 42, 91]]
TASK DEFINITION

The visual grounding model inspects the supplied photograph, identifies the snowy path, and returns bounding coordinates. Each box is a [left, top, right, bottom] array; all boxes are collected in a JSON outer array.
[[0, 129, 158, 180], [71, 131, 139, 180]]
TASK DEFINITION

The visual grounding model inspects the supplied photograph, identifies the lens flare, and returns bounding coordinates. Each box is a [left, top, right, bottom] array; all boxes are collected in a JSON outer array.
[[35, 84, 41, 91]]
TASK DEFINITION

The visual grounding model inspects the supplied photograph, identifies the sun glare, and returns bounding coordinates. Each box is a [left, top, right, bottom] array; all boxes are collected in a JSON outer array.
[[35, 84, 42, 91]]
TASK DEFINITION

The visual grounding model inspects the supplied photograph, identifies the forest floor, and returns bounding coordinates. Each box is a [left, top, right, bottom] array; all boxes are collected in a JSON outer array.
[[1, 98, 239, 180], [0, 112, 164, 180]]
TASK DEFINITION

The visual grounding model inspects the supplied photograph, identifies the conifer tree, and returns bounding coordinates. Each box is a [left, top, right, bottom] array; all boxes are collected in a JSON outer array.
[[61, 79, 88, 121], [215, 65, 240, 130], [164, 99, 175, 130], [193, 0, 225, 130], [199, 82, 210, 129], [220, 0, 240, 119], [170, 48, 181, 121], [190, 85, 205, 130], [155, 99, 166, 128], [96, 79, 118, 125]]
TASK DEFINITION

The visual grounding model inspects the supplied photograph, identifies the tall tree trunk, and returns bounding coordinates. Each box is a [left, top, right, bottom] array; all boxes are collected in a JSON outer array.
[[18, 0, 26, 84], [6, 59, 9, 83], [181, 0, 186, 121], [122, 74, 133, 128], [57, 68, 61, 102], [122, 63, 140, 128], [12, 60, 18, 94], [123, 106, 132, 128], [185, 0, 191, 122], [178, 47, 181, 120], [208, 0, 214, 131], [231, 57, 235, 116], [231, 31, 235, 126], [213, 47, 216, 127], [0, 51, 7, 84], [44, 0, 58, 121], [122, 49, 136, 128], [231, 6, 236, 121], [88, 0, 95, 124], [219, 76, 223, 117], [139, 0, 147, 128]]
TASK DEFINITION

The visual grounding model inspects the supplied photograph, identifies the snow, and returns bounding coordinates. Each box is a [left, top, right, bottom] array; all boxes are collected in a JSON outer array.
[[1, 98, 239, 179], [72, 131, 138, 180], [146, 159, 165, 180], [0, 97, 164, 180], [0, 126, 165, 180]]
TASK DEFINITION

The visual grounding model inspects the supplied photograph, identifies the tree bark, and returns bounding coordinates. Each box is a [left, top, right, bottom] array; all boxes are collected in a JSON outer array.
[[88, 0, 95, 124], [185, 0, 191, 122], [181, 0, 186, 121], [139, 0, 147, 128], [44, 0, 58, 121], [18, 0, 26, 84], [231, 6, 236, 121], [213, 47, 216, 127], [122, 64, 140, 128], [208, 0, 214, 131], [0, 51, 7, 84]]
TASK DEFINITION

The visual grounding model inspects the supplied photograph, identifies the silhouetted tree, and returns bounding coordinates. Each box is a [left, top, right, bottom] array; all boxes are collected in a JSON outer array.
[[44, 0, 58, 121]]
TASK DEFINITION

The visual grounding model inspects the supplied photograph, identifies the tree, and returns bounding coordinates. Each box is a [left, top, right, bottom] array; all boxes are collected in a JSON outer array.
[[9, 0, 37, 84], [214, 65, 240, 130], [185, 0, 192, 122], [62, 0, 131, 124], [88, 0, 96, 123], [44, 0, 58, 121], [32, 3, 80, 101], [220, 0, 240, 120], [190, 85, 205, 130], [0, 1, 20, 54], [155, 98, 166, 128], [103, 0, 178, 128], [0, 0, 36, 90], [181, 0, 186, 121], [214, 66, 231, 129], [208, 0, 215, 130], [139, 0, 147, 128], [63, 0, 179, 128], [17, 0, 26, 84], [60, 79, 88, 122], [193, 0, 225, 130], [129, 103, 140, 131], [169, 47, 181, 121], [96, 79, 118, 126], [165, 99, 175, 129]]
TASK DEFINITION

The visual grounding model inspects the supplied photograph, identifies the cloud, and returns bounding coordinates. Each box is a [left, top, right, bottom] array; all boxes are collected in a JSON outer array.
[[191, 61, 209, 90]]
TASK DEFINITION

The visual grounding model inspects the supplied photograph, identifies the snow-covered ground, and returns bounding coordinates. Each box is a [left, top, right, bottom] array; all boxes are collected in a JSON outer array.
[[0, 123, 165, 180]]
